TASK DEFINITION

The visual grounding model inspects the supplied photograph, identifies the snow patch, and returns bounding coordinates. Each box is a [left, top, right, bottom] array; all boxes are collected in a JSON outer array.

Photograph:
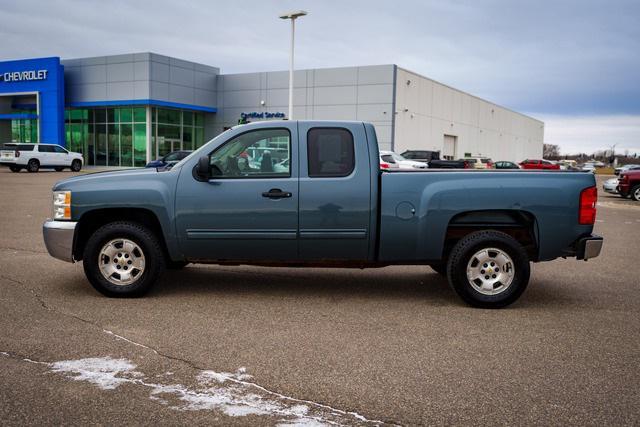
[[50, 357, 139, 390], [45, 356, 378, 425]]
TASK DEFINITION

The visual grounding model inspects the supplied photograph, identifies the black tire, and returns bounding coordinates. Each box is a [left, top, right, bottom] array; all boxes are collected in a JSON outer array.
[[166, 260, 189, 270], [27, 159, 39, 173], [82, 221, 165, 297], [71, 159, 82, 172], [9, 165, 21, 173], [429, 262, 447, 276], [447, 230, 530, 308], [631, 184, 640, 202], [55, 167, 65, 172]]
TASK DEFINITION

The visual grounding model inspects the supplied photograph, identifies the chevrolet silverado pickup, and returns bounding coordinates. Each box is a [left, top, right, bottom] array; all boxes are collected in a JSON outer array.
[[43, 120, 603, 308]]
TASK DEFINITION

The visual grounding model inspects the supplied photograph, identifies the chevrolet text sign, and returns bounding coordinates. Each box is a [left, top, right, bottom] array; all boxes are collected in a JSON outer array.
[[0, 70, 48, 83]]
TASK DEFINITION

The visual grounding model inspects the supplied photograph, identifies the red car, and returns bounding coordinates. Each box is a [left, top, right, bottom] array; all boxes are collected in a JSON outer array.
[[519, 159, 560, 170], [618, 169, 640, 201]]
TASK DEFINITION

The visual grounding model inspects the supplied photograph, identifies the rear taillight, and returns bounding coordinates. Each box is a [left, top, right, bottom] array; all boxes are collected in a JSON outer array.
[[14, 150, 20, 158], [464, 161, 471, 169], [380, 162, 390, 169], [487, 161, 493, 168], [579, 186, 597, 225]]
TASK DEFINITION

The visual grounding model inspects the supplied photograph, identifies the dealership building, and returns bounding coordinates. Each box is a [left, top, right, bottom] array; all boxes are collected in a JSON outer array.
[[0, 53, 543, 166]]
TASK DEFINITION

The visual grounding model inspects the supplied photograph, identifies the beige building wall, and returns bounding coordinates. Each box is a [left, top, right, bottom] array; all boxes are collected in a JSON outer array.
[[393, 67, 543, 162]]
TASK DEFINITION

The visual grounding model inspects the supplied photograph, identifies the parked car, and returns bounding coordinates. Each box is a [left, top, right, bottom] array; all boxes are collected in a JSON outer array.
[[463, 156, 495, 169], [618, 170, 640, 201], [494, 161, 521, 170], [581, 162, 598, 173], [379, 150, 428, 169], [1, 143, 83, 173], [429, 158, 470, 168], [602, 177, 619, 194], [557, 160, 578, 170], [614, 164, 640, 176], [401, 149, 468, 168], [519, 159, 560, 170], [400, 150, 440, 162], [43, 120, 602, 309], [379, 152, 400, 169], [145, 150, 193, 168]]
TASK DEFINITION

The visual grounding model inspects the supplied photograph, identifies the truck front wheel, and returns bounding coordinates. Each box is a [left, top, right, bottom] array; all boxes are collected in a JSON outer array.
[[82, 221, 165, 297], [447, 230, 530, 308]]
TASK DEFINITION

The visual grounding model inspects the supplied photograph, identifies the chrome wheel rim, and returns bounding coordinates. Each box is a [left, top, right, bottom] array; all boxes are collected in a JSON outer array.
[[634, 187, 640, 200], [98, 238, 146, 286], [466, 247, 515, 295]]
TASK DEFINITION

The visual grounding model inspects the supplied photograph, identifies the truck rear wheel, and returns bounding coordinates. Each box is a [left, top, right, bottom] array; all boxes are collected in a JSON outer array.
[[82, 221, 165, 297], [9, 165, 21, 173], [447, 230, 530, 308]]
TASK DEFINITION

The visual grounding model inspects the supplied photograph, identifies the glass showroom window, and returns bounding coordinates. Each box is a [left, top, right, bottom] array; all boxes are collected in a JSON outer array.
[[11, 112, 38, 143], [151, 108, 205, 160], [65, 107, 147, 167]]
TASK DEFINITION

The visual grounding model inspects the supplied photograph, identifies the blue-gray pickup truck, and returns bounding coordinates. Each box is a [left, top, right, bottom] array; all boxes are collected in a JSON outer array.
[[43, 120, 603, 308]]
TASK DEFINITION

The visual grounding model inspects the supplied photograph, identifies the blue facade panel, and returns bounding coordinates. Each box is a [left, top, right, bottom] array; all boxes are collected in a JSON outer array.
[[0, 57, 65, 145]]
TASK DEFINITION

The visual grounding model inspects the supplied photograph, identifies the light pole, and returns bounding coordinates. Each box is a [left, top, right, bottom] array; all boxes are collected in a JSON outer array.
[[279, 10, 307, 120]]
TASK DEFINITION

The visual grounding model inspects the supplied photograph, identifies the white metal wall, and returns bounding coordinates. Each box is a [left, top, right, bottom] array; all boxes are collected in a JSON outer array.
[[393, 68, 543, 162], [212, 65, 395, 149]]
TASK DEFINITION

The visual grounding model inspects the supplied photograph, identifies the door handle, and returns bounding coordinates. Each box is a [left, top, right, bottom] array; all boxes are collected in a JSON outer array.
[[262, 188, 292, 199]]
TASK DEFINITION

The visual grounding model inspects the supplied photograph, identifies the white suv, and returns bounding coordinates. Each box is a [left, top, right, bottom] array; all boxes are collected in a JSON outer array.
[[1, 143, 83, 173]]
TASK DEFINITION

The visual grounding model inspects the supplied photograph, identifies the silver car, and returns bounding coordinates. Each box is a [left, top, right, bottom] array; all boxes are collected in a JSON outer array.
[[603, 177, 619, 194]]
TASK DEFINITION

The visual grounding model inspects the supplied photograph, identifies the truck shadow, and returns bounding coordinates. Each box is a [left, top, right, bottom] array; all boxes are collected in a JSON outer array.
[[148, 266, 579, 309], [152, 265, 459, 305]]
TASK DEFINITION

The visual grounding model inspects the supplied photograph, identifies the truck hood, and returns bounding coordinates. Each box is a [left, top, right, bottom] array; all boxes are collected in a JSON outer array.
[[52, 168, 158, 191]]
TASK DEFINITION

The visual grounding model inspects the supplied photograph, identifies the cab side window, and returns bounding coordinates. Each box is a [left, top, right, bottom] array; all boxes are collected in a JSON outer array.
[[307, 128, 355, 178], [38, 145, 55, 153], [208, 129, 291, 178], [53, 146, 68, 154]]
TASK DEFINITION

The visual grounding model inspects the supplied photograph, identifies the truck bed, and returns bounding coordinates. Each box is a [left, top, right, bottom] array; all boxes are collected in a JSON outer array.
[[378, 169, 596, 262]]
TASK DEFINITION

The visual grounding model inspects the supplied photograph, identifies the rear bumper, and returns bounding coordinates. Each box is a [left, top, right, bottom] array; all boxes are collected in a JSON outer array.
[[575, 234, 603, 260], [43, 220, 77, 262]]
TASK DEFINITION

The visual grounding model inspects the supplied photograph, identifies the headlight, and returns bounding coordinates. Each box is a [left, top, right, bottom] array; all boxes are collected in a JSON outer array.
[[53, 191, 71, 220]]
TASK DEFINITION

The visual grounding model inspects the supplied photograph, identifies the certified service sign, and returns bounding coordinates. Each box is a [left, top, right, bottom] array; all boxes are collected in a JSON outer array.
[[0, 69, 49, 83]]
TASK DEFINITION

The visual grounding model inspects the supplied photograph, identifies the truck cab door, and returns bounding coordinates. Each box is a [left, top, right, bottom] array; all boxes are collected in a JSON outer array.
[[297, 123, 372, 261], [175, 125, 299, 261]]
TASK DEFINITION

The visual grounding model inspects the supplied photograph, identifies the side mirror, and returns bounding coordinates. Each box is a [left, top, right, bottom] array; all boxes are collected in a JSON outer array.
[[195, 156, 211, 181]]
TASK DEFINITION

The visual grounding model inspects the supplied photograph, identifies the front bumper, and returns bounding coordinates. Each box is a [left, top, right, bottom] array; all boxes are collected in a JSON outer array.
[[43, 220, 77, 262], [575, 234, 603, 260]]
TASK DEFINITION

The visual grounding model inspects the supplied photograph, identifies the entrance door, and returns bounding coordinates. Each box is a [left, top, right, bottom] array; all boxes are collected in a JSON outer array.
[[175, 125, 299, 261], [157, 137, 182, 159], [443, 135, 457, 160]]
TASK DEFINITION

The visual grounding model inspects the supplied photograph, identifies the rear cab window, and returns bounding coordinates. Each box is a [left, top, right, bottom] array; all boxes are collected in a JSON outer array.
[[307, 128, 355, 178]]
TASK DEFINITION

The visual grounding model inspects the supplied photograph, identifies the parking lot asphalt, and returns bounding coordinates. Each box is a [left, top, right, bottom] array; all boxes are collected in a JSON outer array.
[[1, 169, 639, 426]]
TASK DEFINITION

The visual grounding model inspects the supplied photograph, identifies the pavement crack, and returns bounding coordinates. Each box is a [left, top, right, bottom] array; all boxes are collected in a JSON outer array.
[[0, 350, 51, 366], [0, 246, 46, 255]]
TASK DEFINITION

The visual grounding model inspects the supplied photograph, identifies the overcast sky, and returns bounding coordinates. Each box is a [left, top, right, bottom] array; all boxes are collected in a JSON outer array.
[[1, 0, 638, 154]]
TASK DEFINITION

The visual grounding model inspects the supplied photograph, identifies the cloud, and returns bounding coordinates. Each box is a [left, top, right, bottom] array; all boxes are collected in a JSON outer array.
[[540, 114, 640, 155]]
